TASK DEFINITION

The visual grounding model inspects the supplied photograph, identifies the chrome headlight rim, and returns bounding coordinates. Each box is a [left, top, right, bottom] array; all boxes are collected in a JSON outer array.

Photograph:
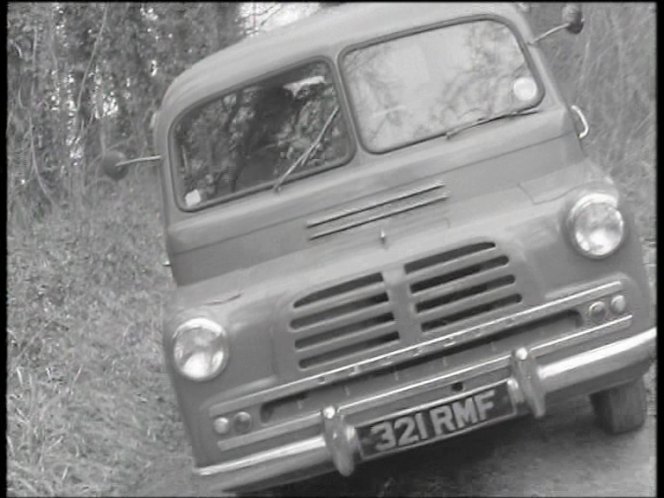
[[566, 192, 626, 259], [172, 316, 230, 382]]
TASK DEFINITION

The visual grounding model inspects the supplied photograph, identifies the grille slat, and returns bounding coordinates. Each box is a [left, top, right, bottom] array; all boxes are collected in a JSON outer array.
[[298, 332, 400, 369], [405, 245, 501, 282], [412, 264, 513, 305], [291, 281, 388, 318], [290, 273, 399, 370], [417, 280, 520, 325], [294, 314, 395, 349], [295, 320, 398, 355], [292, 300, 393, 334], [422, 298, 524, 337], [294, 274, 383, 307], [406, 242, 522, 335]]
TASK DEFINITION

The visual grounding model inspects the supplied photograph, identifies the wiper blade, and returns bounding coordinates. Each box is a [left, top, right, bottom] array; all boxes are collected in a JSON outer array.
[[443, 107, 540, 140], [273, 105, 340, 192]]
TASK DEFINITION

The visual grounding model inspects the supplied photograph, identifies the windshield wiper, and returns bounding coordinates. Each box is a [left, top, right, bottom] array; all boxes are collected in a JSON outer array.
[[443, 107, 540, 140], [273, 105, 340, 193]]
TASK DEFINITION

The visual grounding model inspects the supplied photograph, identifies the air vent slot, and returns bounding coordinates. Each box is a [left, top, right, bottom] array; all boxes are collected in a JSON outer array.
[[411, 256, 509, 294], [294, 313, 394, 349], [299, 331, 399, 369], [291, 293, 390, 330], [405, 242, 495, 274], [290, 273, 398, 369], [421, 294, 523, 332], [405, 242, 522, 334], [416, 275, 515, 313], [306, 181, 448, 240], [294, 274, 383, 307]]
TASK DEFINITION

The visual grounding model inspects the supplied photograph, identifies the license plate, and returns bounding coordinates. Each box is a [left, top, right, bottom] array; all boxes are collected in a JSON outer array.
[[356, 381, 516, 459]]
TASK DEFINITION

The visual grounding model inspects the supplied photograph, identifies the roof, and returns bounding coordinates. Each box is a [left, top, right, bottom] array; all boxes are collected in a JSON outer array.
[[158, 2, 528, 125]]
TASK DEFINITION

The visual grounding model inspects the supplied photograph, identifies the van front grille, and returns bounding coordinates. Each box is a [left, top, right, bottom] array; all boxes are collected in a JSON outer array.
[[405, 242, 522, 334], [264, 309, 581, 424], [290, 274, 398, 370]]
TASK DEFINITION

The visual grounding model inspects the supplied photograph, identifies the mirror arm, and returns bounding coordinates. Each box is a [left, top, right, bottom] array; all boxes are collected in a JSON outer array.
[[115, 155, 162, 168], [528, 23, 570, 45], [570, 105, 589, 139]]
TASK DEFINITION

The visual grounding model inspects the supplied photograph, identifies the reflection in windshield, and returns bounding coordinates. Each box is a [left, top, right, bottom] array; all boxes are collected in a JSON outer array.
[[343, 20, 539, 152], [175, 62, 350, 207]]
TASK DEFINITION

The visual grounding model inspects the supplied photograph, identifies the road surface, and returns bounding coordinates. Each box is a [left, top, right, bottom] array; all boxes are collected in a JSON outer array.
[[275, 384, 656, 497]]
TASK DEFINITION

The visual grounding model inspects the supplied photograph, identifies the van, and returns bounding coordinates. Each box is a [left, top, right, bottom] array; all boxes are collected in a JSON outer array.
[[103, 3, 655, 493]]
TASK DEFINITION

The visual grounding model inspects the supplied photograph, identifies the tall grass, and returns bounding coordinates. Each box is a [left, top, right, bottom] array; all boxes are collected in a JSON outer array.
[[6, 3, 656, 496], [6, 169, 190, 496]]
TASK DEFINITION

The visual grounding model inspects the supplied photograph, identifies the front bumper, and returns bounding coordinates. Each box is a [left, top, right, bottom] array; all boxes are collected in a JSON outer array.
[[193, 320, 655, 493]]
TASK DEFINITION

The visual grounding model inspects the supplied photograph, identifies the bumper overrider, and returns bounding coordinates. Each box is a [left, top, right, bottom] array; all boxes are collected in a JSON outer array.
[[192, 281, 656, 493]]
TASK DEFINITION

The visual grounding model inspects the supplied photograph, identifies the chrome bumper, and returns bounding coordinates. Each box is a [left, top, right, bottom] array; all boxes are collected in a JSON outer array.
[[193, 325, 655, 492]]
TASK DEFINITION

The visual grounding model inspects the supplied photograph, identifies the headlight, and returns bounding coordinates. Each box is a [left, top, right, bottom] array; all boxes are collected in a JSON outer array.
[[567, 192, 625, 258], [172, 317, 229, 381]]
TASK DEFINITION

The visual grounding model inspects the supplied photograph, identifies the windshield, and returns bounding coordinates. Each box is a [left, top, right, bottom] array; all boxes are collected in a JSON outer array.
[[342, 19, 542, 152], [174, 61, 351, 208]]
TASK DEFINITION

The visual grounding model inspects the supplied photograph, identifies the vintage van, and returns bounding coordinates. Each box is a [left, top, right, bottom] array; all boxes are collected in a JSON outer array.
[[103, 2, 656, 493]]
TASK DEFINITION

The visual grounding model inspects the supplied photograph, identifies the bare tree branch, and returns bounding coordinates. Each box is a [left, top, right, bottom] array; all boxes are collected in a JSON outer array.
[[72, 4, 109, 147], [254, 3, 282, 18], [28, 26, 56, 208], [257, 4, 285, 30]]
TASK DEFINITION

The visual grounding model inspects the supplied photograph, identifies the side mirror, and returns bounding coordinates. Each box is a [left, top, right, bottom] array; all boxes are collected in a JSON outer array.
[[562, 3, 584, 34], [101, 150, 130, 180], [529, 3, 584, 45], [100, 151, 161, 181]]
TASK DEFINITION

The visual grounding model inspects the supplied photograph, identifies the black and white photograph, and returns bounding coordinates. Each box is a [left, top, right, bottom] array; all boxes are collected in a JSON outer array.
[[7, 3, 656, 496]]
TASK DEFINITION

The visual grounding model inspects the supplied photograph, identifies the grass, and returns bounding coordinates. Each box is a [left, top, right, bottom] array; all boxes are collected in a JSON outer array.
[[6, 3, 656, 496], [6, 171, 188, 496]]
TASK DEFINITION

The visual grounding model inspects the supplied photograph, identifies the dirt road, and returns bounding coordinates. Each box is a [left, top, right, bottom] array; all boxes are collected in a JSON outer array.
[[275, 371, 656, 497]]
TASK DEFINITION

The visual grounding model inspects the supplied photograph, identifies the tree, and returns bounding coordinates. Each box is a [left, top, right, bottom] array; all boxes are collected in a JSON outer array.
[[7, 2, 246, 225]]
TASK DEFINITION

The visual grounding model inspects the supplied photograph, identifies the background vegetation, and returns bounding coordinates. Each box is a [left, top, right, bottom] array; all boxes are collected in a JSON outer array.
[[6, 2, 656, 496]]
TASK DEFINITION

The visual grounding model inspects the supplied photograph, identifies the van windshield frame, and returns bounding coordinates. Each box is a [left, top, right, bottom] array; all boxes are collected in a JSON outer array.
[[170, 58, 355, 212]]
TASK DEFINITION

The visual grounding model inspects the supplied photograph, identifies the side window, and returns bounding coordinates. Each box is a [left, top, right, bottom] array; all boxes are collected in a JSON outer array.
[[174, 62, 351, 208]]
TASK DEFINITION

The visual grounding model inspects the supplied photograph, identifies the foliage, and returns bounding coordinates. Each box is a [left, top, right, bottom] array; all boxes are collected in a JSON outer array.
[[6, 3, 249, 495], [7, 2, 244, 225]]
